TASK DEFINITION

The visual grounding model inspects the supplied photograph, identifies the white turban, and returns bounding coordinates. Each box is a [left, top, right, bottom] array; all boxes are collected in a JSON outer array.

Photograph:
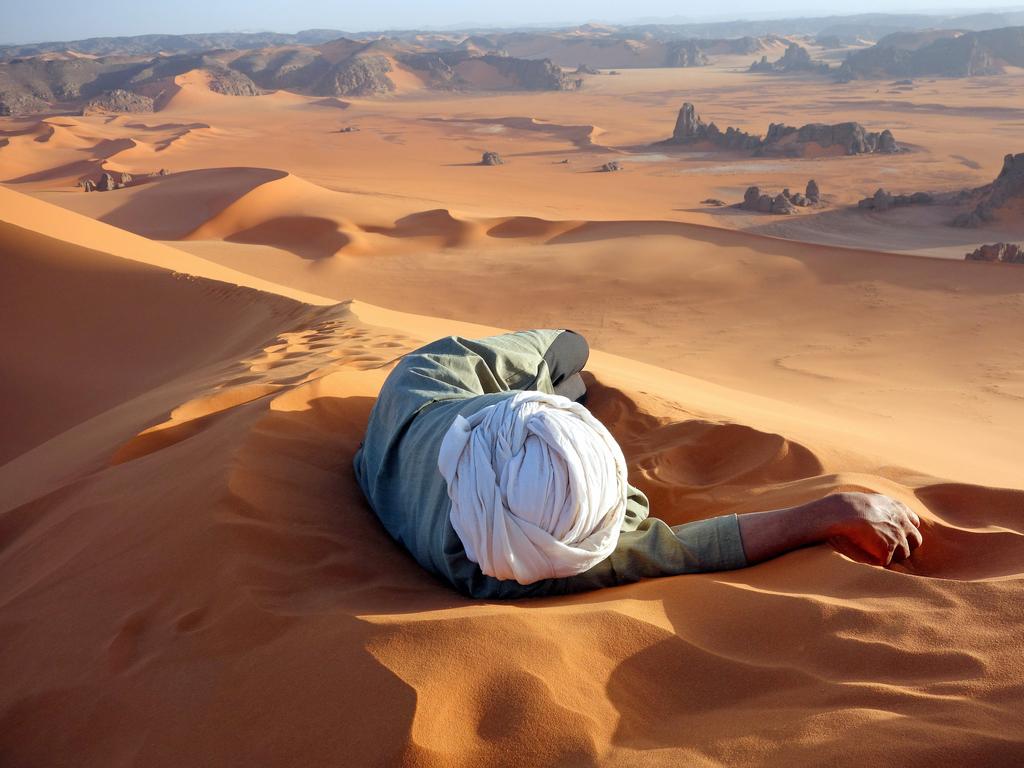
[[437, 390, 628, 585]]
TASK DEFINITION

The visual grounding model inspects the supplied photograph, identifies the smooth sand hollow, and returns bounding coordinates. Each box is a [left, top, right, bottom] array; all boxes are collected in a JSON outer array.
[[1, 60, 1023, 766]]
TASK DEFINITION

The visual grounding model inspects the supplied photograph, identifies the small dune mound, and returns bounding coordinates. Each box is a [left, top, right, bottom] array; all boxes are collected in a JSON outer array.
[[184, 170, 367, 255], [485, 215, 581, 240], [225, 216, 360, 259], [364, 208, 485, 248]]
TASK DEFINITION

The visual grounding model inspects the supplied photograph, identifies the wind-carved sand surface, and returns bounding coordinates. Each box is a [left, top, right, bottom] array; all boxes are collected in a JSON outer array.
[[2, 51, 1024, 766]]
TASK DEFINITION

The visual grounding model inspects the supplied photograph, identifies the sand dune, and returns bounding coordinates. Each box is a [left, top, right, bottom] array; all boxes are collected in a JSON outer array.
[[3, 194, 1023, 763]]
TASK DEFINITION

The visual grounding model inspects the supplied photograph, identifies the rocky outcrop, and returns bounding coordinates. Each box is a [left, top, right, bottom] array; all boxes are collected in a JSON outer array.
[[481, 151, 503, 166], [965, 242, 1024, 263], [315, 55, 394, 97], [664, 102, 900, 157], [761, 121, 900, 156], [82, 89, 155, 114], [749, 43, 830, 74], [664, 41, 708, 68], [397, 51, 577, 91], [740, 183, 820, 214], [204, 68, 262, 96], [600, 160, 622, 172], [80, 168, 166, 191], [806, 179, 820, 203], [857, 188, 934, 211], [952, 153, 1024, 228], [485, 55, 577, 90], [574, 63, 600, 74]]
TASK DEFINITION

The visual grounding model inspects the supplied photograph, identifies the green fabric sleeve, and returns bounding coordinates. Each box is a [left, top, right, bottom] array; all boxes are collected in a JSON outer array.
[[545, 513, 749, 595]]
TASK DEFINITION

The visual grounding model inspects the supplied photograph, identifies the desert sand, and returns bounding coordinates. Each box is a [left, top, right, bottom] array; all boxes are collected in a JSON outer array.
[[2, 47, 1024, 767]]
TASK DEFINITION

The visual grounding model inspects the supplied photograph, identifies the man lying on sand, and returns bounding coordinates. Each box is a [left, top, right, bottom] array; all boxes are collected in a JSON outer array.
[[354, 330, 923, 598]]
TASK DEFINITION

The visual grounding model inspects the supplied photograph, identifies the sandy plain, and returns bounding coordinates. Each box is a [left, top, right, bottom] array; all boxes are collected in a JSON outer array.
[[2, 50, 1024, 766]]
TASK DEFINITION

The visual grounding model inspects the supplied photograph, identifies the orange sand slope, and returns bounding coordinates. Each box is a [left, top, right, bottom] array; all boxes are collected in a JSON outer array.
[[2, 187, 1023, 766]]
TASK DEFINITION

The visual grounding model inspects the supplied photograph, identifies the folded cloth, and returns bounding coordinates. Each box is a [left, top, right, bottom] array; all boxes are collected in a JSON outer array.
[[438, 390, 628, 584]]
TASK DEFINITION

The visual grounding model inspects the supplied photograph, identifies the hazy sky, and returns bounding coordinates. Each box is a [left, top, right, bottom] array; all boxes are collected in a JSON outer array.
[[0, 0, 1014, 44]]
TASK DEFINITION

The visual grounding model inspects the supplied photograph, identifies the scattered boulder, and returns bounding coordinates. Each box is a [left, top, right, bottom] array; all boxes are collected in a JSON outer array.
[[96, 172, 118, 192], [806, 179, 820, 202], [965, 242, 1024, 263], [859, 188, 894, 211], [338, 125, 360, 133], [481, 151, 503, 166], [701, 198, 727, 206], [858, 188, 935, 210], [600, 160, 622, 172], [771, 193, 798, 215], [878, 129, 898, 153]]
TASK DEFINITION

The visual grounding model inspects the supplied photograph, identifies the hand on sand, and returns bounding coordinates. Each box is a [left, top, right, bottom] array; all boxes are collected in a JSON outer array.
[[820, 492, 923, 566]]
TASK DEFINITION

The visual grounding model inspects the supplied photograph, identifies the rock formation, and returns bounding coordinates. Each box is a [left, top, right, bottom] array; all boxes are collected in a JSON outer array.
[[663, 103, 900, 157], [965, 242, 1024, 262], [481, 151, 503, 166], [600, 160, 622, 172], [739, 183, 820, 214], [749, 43, 830, 74], [761, 121, 900, 156], [952, 152, 1024, 228], [965, 242, 1024, 263], [806, 179, 820, 203], [81, 169, 143, 192], [672, 102, 704, 141]]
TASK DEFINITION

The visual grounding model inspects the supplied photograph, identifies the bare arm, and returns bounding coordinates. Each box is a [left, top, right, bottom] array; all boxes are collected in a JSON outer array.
[[738, 492, 924, 566]]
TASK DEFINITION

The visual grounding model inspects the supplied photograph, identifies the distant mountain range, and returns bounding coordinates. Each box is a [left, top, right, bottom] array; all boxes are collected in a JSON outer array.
[[839, 26, 1024, 78], [5, 11, 1024, 57], [3, 14, 1024, 117]]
